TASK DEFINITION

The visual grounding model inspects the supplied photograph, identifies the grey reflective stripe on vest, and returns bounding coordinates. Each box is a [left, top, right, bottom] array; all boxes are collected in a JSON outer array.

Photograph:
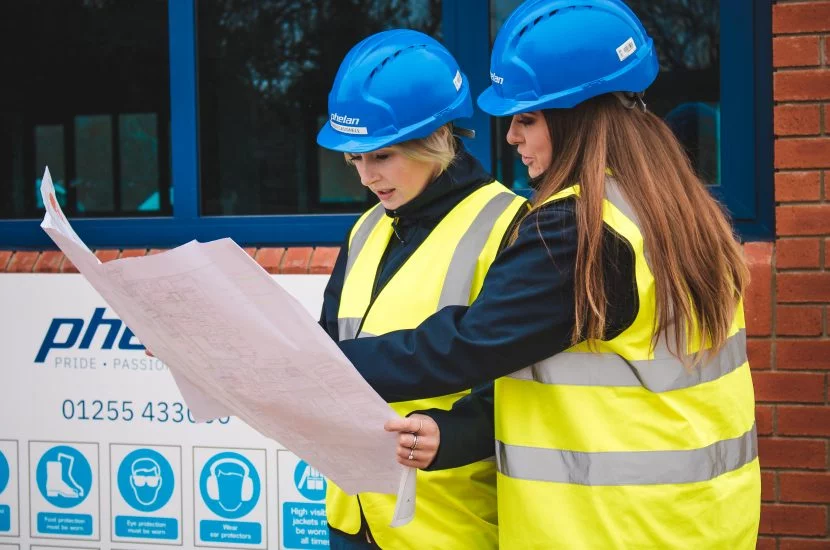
[[509, 329, 747, 393], [344, 205, 386, 281], [496, 423, 757, 486], [604, 178, 657, 271], [339, 190, 516, 341], [437, 192, 517, 310], [338, 317, 362, 342], [604, 178, 640, 229]]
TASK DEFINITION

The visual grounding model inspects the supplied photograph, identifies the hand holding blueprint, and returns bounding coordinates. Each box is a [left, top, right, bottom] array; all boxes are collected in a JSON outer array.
[[39, 168, 416, 524]]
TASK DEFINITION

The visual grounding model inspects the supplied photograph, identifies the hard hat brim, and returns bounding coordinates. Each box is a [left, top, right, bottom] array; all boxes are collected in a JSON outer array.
[[316, 122, 406, 153], [477, 86, 540, 117]]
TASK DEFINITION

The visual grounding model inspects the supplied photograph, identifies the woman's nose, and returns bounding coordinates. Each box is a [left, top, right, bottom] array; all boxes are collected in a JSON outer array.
[[357, 165, 379, 187], [506, 118, 522, 145]]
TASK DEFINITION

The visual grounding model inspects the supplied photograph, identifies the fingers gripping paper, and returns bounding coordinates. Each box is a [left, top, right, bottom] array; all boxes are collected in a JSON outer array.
[[38, 167, 416, 527]]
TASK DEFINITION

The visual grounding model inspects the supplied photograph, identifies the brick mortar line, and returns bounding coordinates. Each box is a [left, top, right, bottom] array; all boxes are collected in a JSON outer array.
[[775, 133, 826, 139], [773, 66, 830, 72], [775, 135, 830, 140], [774, 168, 829, 172], [775, 32, 828, 37], [775, 99, 830, 105], [769, 334, 830, 340], [773, 32, 830, 37], [277, 248, 289, 274], [776, 63, 824, 70], [771, 242, 780, 378]]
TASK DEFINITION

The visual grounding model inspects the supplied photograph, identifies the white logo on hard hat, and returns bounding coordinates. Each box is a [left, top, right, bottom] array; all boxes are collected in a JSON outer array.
[[490, 71, 504, 85], [453, 70, 463, 91], [330, 112, 368, 135], [616, 38, 637, 61]]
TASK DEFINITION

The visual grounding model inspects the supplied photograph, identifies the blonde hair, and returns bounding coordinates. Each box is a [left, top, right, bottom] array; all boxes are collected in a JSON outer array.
[[345, 124, 457, 173], [519, 94, 748, 367]]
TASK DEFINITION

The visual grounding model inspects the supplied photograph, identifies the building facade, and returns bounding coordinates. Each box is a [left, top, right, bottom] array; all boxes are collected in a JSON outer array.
[[1, 1, 829, 547]]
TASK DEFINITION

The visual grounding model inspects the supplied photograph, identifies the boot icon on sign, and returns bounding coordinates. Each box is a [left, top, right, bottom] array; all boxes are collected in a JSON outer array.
[[47, 453, 84, 498], [36, 445, 92, 508]]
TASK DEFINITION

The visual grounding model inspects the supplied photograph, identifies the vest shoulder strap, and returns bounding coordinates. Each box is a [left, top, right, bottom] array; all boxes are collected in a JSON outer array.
[[540, 185, 580, 206]]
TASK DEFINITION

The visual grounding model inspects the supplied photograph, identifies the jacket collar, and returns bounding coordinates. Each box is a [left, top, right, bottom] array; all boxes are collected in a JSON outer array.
[[385, 142, 494, 224]]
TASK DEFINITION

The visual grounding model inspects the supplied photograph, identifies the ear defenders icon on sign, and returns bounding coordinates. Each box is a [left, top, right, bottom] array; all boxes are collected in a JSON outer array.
[[206, 458, 254, 508]]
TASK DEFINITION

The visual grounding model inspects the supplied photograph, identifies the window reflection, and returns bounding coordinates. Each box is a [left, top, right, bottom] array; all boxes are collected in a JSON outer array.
[[489, 0, 720, 189], [0, 0, 171, 219], [197, 0, 442, 216], [75, 115, 115, 213]]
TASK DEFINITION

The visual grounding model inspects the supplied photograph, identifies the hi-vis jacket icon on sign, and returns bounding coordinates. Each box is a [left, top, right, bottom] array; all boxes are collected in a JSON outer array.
[[294, 460, 326, 501], [200, 452, 261, 519]]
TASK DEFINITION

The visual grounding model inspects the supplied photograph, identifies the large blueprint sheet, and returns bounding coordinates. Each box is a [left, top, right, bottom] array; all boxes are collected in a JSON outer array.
[[38, 168, 415, 517]]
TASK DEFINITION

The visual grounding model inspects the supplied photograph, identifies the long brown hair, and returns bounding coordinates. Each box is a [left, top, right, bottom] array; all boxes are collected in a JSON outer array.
[[521, 94, 748, 366]]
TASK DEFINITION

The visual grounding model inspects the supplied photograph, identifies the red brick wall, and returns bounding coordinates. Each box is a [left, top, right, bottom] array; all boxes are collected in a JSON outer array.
[[0, 247, 340, 275], [754, 2, 830, 548], [2, 2, 830, 546]]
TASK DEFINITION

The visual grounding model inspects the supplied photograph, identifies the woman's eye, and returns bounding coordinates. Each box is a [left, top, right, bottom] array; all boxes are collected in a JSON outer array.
[[517, 117, 534, 126], [348, 155, 362, 162], [374, 153, 390, 161]]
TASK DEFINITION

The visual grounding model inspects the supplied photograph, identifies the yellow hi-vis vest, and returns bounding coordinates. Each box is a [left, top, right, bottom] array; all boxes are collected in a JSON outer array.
[[329, 180, 526, 549], [494, 183, 760, 549]]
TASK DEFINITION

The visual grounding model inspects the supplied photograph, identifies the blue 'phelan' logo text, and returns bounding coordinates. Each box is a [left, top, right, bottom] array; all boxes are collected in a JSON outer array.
[[35, 307, 144, 363]]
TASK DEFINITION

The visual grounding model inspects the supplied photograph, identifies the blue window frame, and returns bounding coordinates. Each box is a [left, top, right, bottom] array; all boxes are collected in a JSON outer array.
[[0, 0, 772, 249]]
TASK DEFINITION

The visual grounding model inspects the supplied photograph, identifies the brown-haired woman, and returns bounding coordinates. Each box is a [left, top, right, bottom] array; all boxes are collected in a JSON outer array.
[[336, 1, 760, 548]]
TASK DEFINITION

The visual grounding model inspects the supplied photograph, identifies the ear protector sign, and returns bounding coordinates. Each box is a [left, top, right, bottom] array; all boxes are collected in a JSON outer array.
[[199, 451, 261, 519]]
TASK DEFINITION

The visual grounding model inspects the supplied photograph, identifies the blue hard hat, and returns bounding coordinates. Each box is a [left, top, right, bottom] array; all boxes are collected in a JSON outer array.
[[317, 29, 473, 153], [478, 0, 659, 116]]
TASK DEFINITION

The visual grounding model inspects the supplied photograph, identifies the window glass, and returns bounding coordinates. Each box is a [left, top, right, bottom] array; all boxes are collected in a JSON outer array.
[[489, 0, 720, 191], [197, 0, 442, 215], [0, 0, 172, 219]]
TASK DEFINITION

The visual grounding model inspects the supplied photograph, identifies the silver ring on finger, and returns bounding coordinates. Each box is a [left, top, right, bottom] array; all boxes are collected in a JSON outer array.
[[410, 434, 419, 451], [408, 449, 415, 460]]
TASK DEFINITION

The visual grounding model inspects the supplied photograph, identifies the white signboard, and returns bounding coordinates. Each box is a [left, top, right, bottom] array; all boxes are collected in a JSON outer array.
[[1, 274, 332, 549]]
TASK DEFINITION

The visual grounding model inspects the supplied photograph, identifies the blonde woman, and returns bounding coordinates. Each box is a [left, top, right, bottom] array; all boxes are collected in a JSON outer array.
[[316, 29, 526, 549], [337, 1, 760, 548]]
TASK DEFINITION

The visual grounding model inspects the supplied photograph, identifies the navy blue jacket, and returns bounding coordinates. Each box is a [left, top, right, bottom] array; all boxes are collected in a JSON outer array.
[[338, 193, 639, 469]]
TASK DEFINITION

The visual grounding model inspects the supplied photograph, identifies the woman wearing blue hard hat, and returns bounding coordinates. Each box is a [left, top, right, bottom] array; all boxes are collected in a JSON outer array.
[[336, 1, 761, 548], [316, 29, 526, 549]]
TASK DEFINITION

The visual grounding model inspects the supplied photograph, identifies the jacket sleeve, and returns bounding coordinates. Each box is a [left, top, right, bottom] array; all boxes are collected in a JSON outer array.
[[338, 202, 581, 402], [318, 235, 350, 341], [420, 383, 496, 471]]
